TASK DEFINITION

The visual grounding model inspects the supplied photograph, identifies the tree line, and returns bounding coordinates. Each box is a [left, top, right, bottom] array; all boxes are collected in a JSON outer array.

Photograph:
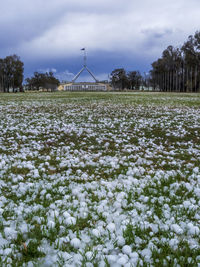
[[0, 54, 60, 92], [150, 31, 200, 92]]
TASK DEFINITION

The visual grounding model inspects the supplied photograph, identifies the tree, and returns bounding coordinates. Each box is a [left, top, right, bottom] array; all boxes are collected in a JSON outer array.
[[0, 54, 24, 92], [151, 31, 200, 92], [25, 72, 60, 91], [110, 68, 128, 90], [127, 71, 142, 90], [182, 34, 198, 67]]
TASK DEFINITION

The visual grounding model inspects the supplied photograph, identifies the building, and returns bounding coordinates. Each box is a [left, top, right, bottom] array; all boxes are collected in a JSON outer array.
[[64, 82, 110, 91], [64, 48, 110, 92], [57, 84, 65, 91]]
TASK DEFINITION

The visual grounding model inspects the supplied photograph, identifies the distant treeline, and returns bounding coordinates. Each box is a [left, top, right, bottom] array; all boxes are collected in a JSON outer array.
[[25, 72, 60, 91], [110, 31, 200, 92], [0, 54, 59, 92], [150, 31, 200, 92]]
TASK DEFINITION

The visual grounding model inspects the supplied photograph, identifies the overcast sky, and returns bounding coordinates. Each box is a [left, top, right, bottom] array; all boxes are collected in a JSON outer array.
[[1, 0, 200, 81]]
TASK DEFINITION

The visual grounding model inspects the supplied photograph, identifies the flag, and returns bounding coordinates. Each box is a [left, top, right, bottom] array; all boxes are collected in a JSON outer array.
[[81, 48, 85, 50]]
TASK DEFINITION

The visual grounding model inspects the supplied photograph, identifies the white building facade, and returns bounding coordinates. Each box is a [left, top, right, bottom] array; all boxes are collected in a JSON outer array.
[[64, 82, 108, 91]]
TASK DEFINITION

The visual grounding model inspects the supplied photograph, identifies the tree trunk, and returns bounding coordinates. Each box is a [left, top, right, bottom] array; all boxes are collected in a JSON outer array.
[[176, 70, 178, 92], [194, 66, 197, 92]]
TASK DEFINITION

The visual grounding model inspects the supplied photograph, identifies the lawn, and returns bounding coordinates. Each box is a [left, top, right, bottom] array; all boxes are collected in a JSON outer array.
[[0, 92, 200, 266]]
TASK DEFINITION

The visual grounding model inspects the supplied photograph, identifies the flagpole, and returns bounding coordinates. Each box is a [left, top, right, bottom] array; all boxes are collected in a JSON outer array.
[[72, 48, 98, 83], [83, 49, 86, 67]]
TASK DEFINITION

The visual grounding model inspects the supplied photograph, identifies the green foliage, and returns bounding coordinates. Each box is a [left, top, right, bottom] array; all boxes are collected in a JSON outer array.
[[0, 54, 24, 92], [110, 68, 142, 90], [127, 70, 142, 90], [25, 71, 60, 91], [21, 240, 45, 261], [151, 30, 200, 92], [0, 92, 200, 266], [123, 222, 135, 245]]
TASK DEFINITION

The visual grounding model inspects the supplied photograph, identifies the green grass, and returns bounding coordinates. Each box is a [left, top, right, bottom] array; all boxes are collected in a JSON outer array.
[[0, 91, 199, 266]]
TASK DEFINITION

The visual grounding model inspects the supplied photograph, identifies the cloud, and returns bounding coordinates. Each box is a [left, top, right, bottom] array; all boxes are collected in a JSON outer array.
[[37, 68, 57, 74], [0, 0, 200, 76], [141, 28, 173, 39], [55, 70, 75, 82], [14, 0, 199, 59]]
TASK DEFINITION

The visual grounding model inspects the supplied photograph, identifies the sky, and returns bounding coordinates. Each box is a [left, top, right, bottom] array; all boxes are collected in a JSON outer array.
[[1, 0, 200, 82]]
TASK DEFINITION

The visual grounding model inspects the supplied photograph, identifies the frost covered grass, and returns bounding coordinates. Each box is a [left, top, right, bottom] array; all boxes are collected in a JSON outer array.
[[0, 92, 200, 266]]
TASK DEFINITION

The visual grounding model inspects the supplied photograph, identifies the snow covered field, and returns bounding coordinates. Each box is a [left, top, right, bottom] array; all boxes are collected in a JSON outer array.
[[0, 92, 200, 266]]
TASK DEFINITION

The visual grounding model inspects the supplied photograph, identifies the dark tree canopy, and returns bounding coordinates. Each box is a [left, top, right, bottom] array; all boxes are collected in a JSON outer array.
[[0, 54, 24, 92], [110, 68, 142, 90], [25, 71, 60, 91], [181, 32, 200, 67], [110, 68, 128, 90], [127, 71, 142, 90], [150, 30, 200, 92]]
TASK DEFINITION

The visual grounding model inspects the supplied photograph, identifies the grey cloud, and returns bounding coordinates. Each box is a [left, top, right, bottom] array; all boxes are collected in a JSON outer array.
[[141, 28, 173, 39], [0, 0, 200, 76], [0, 0, 128, 52], [55, 70, 75, 81], [37, 68, 57, 74]]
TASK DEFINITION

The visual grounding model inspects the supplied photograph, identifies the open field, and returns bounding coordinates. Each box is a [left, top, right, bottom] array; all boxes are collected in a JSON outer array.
[[0, 92, 200, 266]]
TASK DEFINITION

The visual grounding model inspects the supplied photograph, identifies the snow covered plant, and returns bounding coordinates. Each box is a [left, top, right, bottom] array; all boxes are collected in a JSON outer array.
[[0, 92, 200, 266]]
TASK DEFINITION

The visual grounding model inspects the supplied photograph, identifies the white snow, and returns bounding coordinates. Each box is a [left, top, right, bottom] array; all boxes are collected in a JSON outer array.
[[0, 95, 199, 266], [70, 238, 81, 249], [65, 217, 76, 226], [122, 245, 132, 255], [106, 223, 116, 232]]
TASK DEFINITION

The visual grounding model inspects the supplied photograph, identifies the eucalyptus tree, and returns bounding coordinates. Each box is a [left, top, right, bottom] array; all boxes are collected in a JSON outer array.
[[0, 54, 24, 92], [110, 68, 128, 90], [151, 45, 184, 92], [127, 71, 142, 90], [25, 71, 60, 91], [182, 31, 200, 92]]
